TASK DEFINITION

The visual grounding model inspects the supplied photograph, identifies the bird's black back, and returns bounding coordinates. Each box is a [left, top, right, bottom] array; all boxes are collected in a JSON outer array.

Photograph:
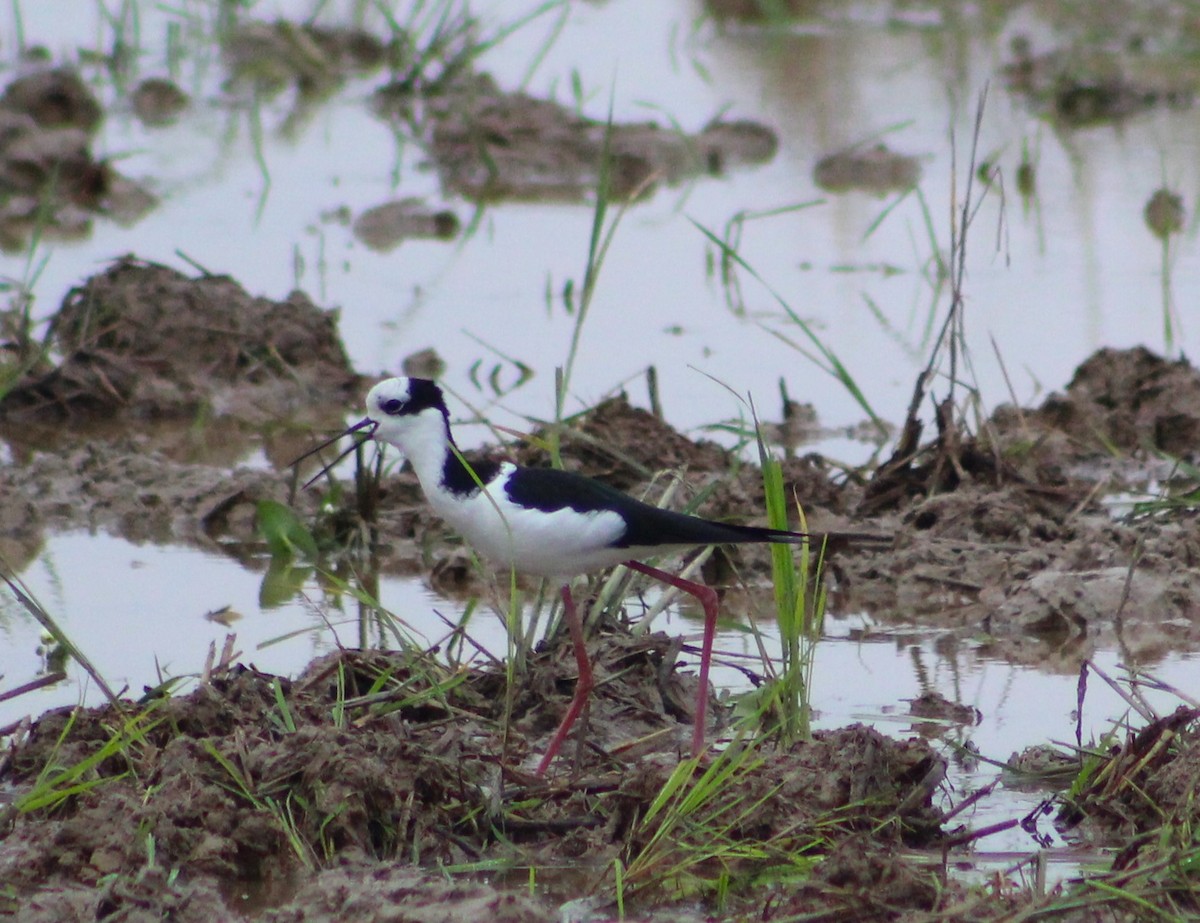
[[503, 466, 803, 548]]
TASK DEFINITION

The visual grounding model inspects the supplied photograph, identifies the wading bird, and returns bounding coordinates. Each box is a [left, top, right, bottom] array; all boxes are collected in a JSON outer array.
[[305, 377, 886, 774]]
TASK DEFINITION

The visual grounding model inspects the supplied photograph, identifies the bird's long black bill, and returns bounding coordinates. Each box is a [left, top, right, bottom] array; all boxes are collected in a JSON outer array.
[[290, 417, 378, 490]]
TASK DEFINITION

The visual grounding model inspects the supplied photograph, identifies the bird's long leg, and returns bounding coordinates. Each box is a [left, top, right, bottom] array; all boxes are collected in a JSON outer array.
[[536, 583, 595, 776], [623, 560, 718, 758]]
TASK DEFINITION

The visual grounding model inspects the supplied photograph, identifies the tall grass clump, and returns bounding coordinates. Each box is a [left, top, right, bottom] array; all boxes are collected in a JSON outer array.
[[754, 414, 826, 745]]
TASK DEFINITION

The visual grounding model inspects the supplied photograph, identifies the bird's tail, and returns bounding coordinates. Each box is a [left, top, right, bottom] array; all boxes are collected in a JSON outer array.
[[620, 503, 890, 551], [788, 529, 891, 553], [716, 521, 892, 552]]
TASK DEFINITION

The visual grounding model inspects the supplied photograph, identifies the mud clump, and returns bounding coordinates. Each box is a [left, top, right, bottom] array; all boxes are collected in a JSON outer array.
[[368, 3, 732, 211], [222, 20, 390, 100], [864, 347, 1200, 515], [0, 647, 946, 921], [0, 255, 363, 563], [376, 72, 777, 203], [1003, 39, 1195, 128], [1, 257, 359, 425], [813, 143, 922, 195], [982, 564, 1200, 652], [515, 393, 733, 489], [352, 198, 460, 252], [0, 67, 101, 132], [0, 656, 499, 915], [1060, 706, 1200, 838], [624, 723, 945, 851], [1051, 705, 1200, 916], [131, 77, 190, 127], [1032, 345, 1200, 458], [846, 482, 1200, 667], [843, 346, 1200, 667], [0, 68, 155, 251]]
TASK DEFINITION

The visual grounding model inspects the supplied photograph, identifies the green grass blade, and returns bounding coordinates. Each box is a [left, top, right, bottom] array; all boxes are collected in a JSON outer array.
[[691, 218, 885, 436]]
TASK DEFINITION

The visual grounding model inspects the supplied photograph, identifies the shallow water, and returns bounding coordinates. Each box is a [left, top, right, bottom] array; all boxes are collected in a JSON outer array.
[[8, 0, 1200, 442], [5, 529, 1195, 880]]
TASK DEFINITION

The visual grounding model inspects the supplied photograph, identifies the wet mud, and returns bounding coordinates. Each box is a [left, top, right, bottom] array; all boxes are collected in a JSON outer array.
[[375, 71, 779, 203], [1003, 37, 1196, 128], [1059, 704, 1200, 839], [221, 20, 389, 101], [0, 68, 156, 252], [129, 78, 190, 128], [351, 199, 461, 252], [1, 256, 359, 427], [3, 258, 1200, 919], [0, 643, 943, 922], [839, 345, 1200, 668], [813, 143, 922, 196]]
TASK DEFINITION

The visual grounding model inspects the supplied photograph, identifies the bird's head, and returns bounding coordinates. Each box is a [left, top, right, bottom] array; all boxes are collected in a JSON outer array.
[[290, 377, 452, 489], [364, 377, 451, 451]]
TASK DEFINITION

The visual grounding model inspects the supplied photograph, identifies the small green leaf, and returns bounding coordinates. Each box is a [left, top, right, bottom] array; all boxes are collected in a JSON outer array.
[[256, 500, 319, 561]]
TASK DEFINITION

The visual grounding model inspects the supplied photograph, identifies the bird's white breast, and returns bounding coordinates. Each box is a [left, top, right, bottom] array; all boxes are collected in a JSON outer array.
[[427, 463, 632, 578]]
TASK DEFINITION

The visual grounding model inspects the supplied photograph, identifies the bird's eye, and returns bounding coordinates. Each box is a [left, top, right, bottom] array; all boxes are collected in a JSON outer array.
[[381, 399, 404, 415]]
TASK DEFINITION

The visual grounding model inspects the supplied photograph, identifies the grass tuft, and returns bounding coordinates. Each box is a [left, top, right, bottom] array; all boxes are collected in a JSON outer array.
[[752, 401, 826, 745], [622, 729, 822, 900], [16, 706, 163, 814]]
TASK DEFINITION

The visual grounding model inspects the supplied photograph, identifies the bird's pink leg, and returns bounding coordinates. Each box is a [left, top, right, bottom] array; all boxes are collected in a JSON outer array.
[[536, 584, 595, 776], [623, 560, 718, 759]]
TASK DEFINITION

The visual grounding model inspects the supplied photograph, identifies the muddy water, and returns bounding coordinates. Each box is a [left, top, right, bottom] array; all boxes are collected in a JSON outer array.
[[0, 534, 448, 723], [8, 1, 1200, 437]]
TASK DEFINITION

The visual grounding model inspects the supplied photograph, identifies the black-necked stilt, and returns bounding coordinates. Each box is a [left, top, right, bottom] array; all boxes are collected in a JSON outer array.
[[316, 377, 886, 774]]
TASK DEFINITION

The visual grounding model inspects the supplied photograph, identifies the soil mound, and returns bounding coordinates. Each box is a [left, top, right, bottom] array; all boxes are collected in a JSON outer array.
[[0, 645, 945, 920], [0, 68, 154, 251], [2, 257, 358, 424], [374, 71, 777, 203], [1033, 345, 1200, 458]]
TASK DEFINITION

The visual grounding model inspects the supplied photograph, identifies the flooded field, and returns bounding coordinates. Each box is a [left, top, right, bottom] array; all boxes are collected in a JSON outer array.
[[2, 1, 1200, 920]]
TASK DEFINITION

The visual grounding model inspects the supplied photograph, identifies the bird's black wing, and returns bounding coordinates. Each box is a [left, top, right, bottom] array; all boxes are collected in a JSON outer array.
[[502, 467, 800, 548]]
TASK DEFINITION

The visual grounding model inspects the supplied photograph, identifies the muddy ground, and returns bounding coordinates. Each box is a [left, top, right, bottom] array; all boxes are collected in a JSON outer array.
[[1, 259, 1199, 920], [3, 9, 1200, 918]]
